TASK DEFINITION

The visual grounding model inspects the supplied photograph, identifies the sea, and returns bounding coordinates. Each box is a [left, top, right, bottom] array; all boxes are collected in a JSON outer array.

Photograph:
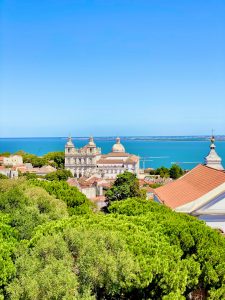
[[0, 136, 225, 170]]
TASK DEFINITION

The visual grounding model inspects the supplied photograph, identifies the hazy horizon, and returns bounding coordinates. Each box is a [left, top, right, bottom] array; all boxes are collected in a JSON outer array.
[[1, 134, 225, 139]]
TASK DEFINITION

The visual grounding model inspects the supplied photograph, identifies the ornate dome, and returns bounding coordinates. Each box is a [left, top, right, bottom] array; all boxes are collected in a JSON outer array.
[[205, 136, 224, 170], [112, 137, 125, 153], [88, 136, 96, 147]]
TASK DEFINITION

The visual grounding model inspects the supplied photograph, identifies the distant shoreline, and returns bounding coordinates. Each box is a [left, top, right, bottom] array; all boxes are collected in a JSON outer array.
[[1, 136, 225, 142]]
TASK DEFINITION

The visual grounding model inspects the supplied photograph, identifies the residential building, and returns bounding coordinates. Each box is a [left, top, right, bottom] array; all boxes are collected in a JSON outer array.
[[2, 155, 23, 166]]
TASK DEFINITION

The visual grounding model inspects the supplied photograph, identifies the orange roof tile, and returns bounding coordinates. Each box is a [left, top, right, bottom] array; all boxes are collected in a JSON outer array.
[[154, 164, 225, 209]]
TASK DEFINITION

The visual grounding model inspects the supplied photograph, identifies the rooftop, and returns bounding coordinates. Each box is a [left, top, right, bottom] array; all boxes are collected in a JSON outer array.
[[154, 164, 225, 209]]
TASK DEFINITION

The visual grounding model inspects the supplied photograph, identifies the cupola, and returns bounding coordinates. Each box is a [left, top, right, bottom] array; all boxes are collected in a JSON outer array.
[[112, 137, 125, 153]]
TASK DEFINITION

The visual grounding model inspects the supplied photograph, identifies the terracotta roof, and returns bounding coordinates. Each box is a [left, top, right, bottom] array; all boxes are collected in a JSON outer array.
[[67, 178, 79, 187], [154, 164, 225, 209], [86, 176, 102, 184]]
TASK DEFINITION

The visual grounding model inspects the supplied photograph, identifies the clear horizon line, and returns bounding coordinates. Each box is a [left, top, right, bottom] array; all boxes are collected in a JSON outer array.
[[0, 134, 225, 139]]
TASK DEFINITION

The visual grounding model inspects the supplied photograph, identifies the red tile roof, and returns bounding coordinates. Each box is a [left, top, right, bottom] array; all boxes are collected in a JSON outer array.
[[154, 164, 225, 209], [67, 178, 79, 187]]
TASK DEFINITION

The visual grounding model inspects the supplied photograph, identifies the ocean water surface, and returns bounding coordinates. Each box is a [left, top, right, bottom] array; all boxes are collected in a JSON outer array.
[[0, 137, 225, 170]]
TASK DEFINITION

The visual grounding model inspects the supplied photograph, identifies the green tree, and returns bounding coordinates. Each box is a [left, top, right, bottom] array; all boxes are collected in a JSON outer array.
[[105, 171, 146, 203], [22, 172, 38, 179], [15, 151, 47, 167], [44, 169, 72, 181], [169, 164, 184, 179], [29, 179, 94, 215], [0, 179, 68, 240], [0, 152, 10, 157], [43, 151, 65, 169], [0, 213, 17, 298], [0, 174, 8, 179], [7, 235, 80, 300], [155, 166, 170, 178]]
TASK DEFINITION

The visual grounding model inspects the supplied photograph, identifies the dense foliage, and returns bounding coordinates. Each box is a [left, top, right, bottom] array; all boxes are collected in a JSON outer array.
[[43, 151, 65, 169], [15, 151, 47, 167], [105, 171, 146, 203], [11, 151, 65, 168], [29, 179, 94, 215], [0, 179, 68, 240], [44, 169, 72, 181], [149, 164, 184, 179], [0, 178, 225, 299]]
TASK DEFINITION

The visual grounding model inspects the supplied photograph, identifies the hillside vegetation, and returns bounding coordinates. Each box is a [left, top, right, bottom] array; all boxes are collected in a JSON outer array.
[[0, 178, 225, 300]]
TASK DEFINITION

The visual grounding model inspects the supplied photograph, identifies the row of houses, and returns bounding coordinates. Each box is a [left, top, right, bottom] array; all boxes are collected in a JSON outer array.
[[0, 155, 57, 178]]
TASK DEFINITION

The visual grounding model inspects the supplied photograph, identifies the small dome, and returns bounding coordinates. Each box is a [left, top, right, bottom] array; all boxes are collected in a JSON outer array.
[[112, 137, 125, 153], [88, 136, 96, 147]]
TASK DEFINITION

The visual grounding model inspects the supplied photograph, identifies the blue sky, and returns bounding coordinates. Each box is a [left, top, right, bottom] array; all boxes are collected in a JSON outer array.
[[1, 0, 225, 137]]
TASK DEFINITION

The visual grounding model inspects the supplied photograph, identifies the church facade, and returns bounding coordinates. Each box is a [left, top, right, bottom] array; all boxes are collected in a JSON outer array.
[[65, 136, 139, 179]]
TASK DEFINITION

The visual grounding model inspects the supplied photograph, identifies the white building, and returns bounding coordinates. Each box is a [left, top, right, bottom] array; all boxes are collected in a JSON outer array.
[[65, 136, 139, 179], [3, 155, 23, 167], [0, 166, 18, 178], [154, 136, 225, 232]]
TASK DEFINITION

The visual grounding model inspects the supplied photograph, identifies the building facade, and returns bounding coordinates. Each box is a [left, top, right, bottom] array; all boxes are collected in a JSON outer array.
[[65, 136, 139, 179], [2, 155, 23, 167]]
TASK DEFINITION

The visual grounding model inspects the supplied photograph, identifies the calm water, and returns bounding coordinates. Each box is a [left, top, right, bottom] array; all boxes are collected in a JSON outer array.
[[0, 137, 225, 170]]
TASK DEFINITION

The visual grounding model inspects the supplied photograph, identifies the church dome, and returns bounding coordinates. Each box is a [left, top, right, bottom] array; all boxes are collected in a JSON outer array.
[[88, 136, 96, 147], [205, 136, 224, 170], [112, 137, 125, 153]]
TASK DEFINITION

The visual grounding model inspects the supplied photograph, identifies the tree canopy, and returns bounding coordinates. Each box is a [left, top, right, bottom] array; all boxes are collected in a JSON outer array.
[[44, 169, 72, 181], [150, 164, 184, 179], [0, 178, 225, 299], [14, 150, 65, 169], [105, 171, 146, 203]]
